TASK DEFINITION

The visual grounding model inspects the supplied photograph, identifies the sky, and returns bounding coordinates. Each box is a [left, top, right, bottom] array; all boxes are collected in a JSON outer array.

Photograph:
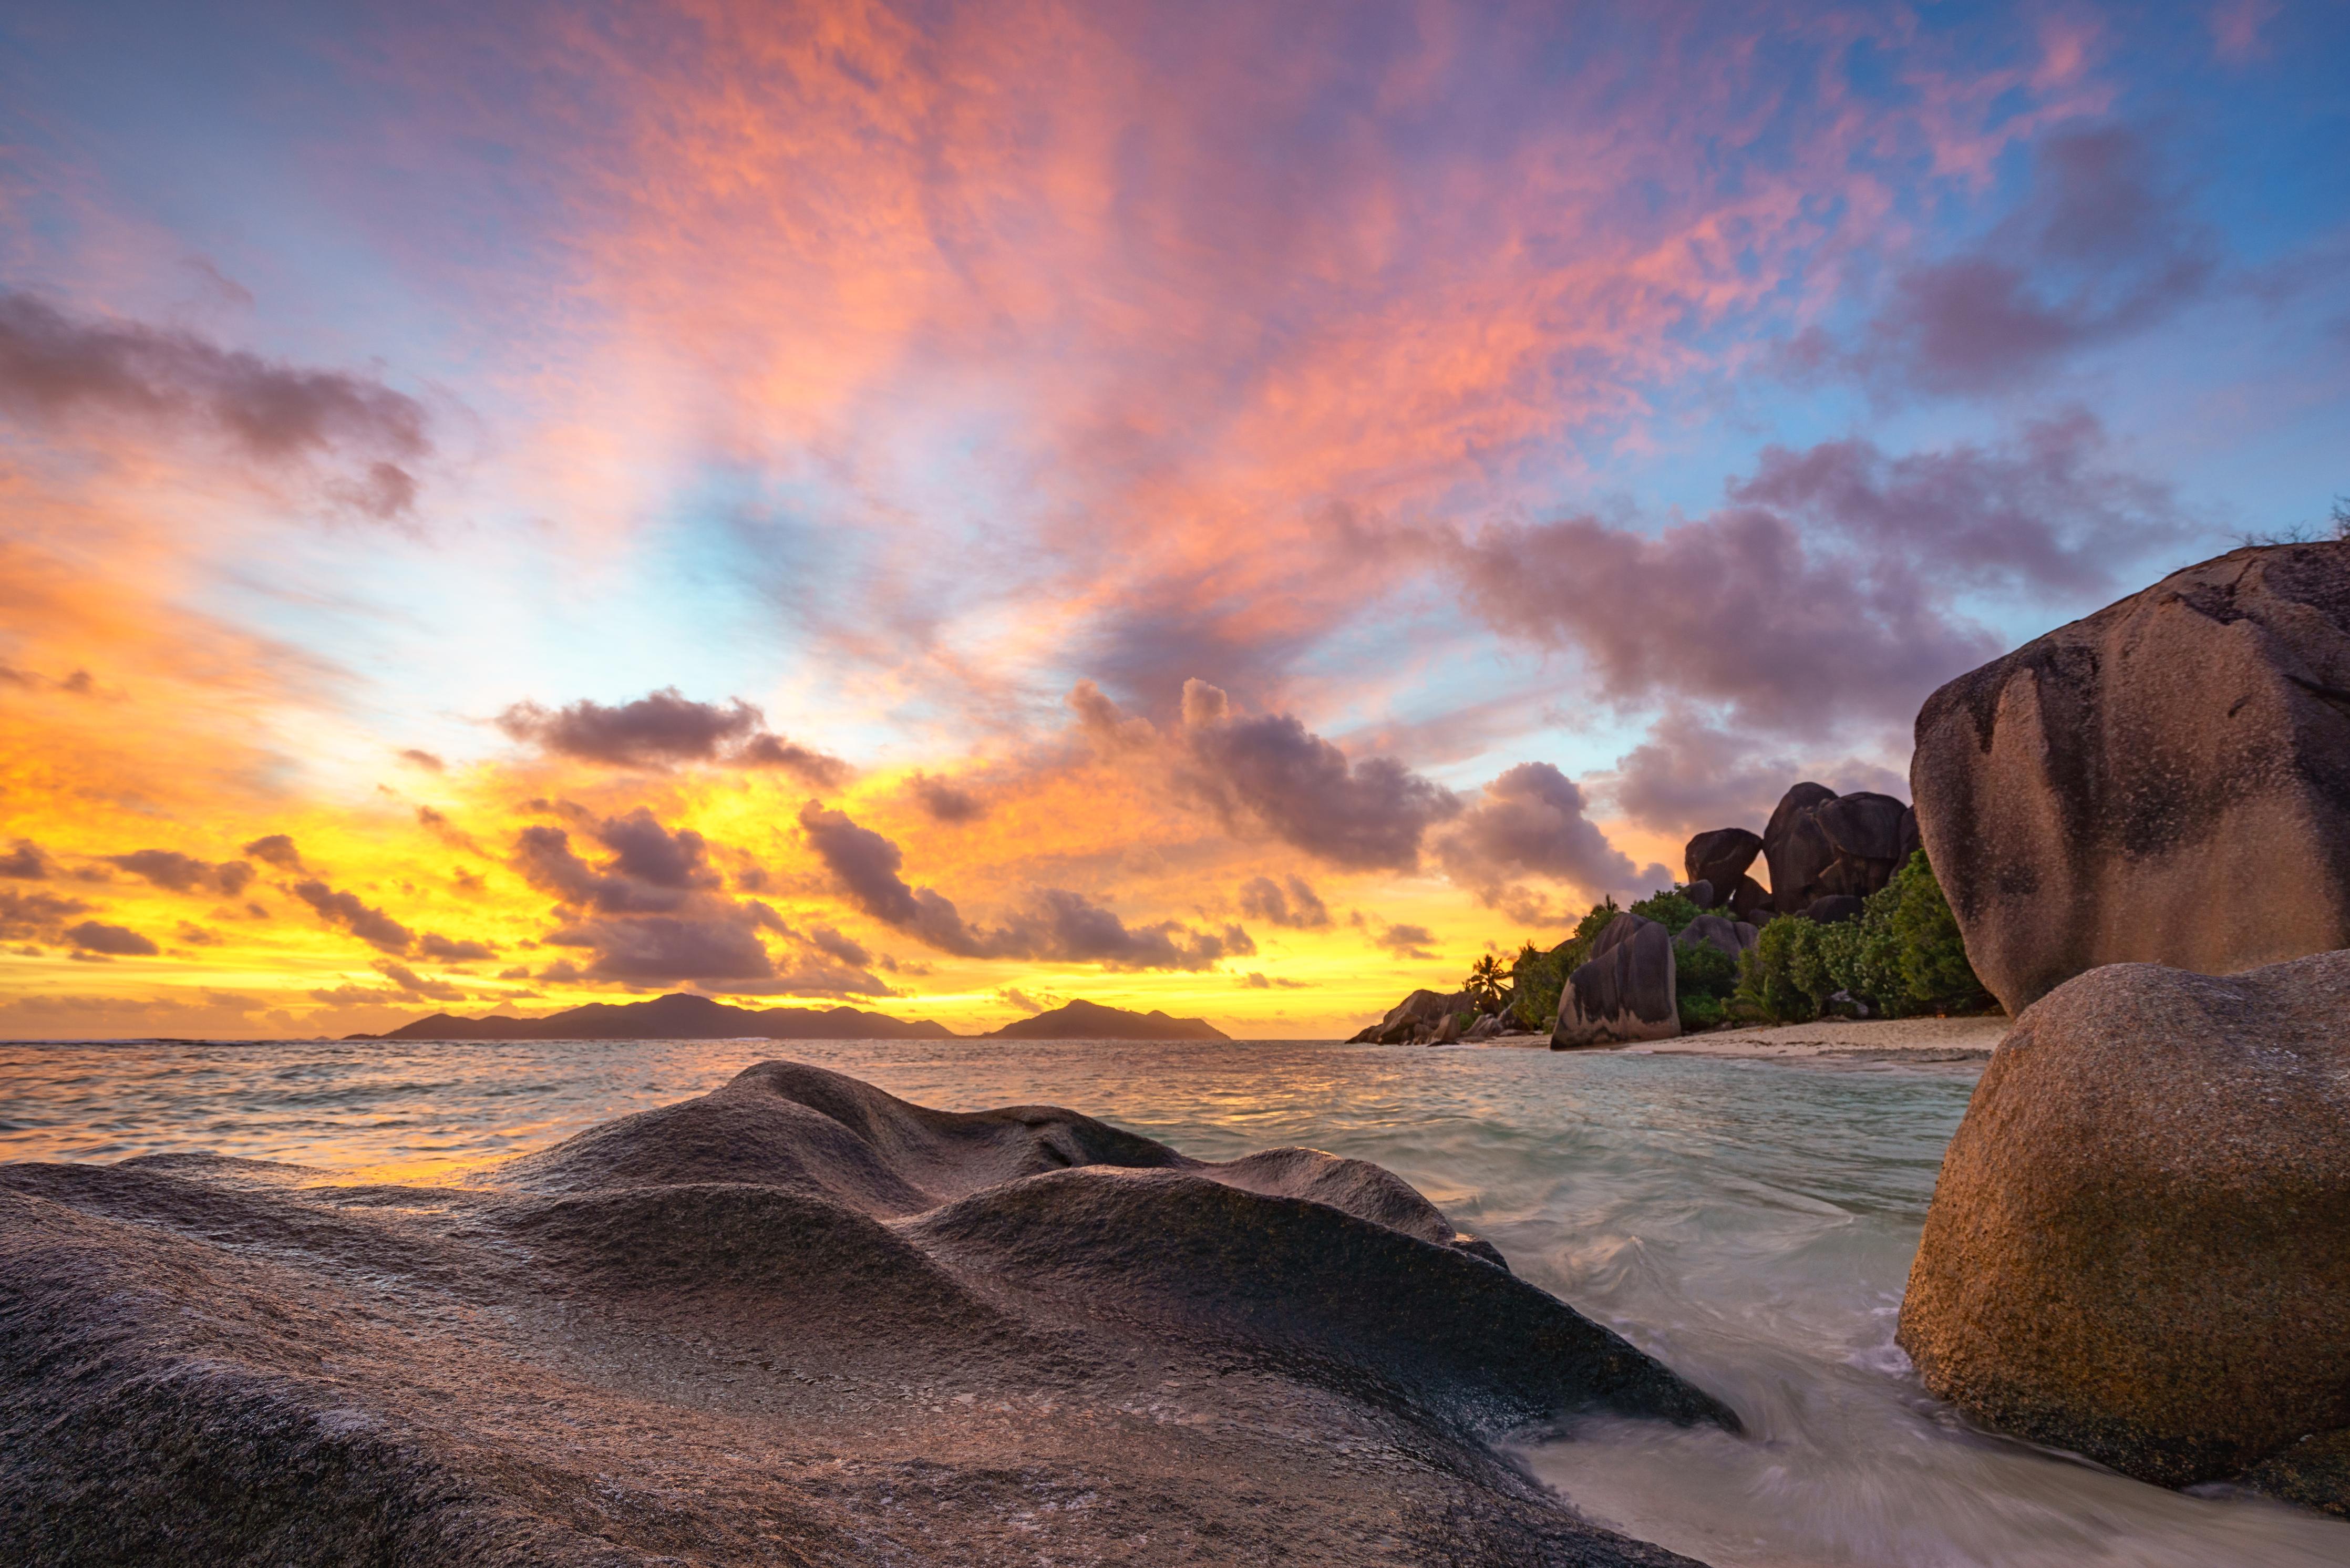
[[0, 0, 2343, 1039]]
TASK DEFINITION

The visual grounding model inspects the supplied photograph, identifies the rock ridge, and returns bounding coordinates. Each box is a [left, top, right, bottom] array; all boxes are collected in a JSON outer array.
[[1, 1059, 1731, 1565]]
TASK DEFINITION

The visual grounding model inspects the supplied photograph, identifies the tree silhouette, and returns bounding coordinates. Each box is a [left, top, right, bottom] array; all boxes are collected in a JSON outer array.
[[1465, 953, 1509, 1013]]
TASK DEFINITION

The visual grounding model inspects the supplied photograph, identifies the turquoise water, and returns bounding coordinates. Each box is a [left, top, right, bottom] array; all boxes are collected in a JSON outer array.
[[2, 1035, 2343, 1566]]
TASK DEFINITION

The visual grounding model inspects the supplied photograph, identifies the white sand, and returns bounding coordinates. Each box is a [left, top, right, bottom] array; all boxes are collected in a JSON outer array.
[[1620, 1013, 2008, 1061]]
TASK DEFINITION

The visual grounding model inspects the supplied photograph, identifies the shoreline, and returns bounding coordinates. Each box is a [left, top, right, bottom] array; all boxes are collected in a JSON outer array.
[[1472, 1013, 2008, 1062], [1627, 1013, 2007, 1061]]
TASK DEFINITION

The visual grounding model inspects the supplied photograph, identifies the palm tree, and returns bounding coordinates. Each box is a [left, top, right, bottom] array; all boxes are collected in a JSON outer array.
[[1465, 953, 1509, 1014]]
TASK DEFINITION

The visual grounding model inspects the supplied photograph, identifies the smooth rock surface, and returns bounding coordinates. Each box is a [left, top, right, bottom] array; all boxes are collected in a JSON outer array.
[[1683, 828, 1763, 902], [1554, 917, 1679, 1050], [1763, 784, 1910, 909], [1897, 953, 2350, 1501], [1725, 873, 1772, 923], [1811, 792, 1910, 896], [1762, 783, 1840, 909], [0, 1061, 1730, 1565], [1911, 543, 2350, 1012], [1681, 913, 1758, 958], [1351, 987, 1474, 1044]]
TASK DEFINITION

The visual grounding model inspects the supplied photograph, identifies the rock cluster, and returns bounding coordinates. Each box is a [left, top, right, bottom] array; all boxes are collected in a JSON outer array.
[[1911, 542, 2350, 1014], [1677, 783, 1918, 930], [1759, 785, 1916, 914], [1898, 953, 2350, 1515], [1536, 781, 1898, 1050], [1346, 988, 1476, 1044], [1352, 779, 1912, 1050], [1, 1061, 1734, 1565]]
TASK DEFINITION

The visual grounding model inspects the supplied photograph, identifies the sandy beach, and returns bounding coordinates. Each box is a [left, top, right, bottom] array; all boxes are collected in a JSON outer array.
[[1623, 1014, 2009, 1062], [1476, 1013, 2009, 1061]]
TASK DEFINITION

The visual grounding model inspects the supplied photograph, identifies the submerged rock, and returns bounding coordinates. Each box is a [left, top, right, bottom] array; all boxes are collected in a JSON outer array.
[[1898, 954, 2350, 1505], [1912, 543, 2350, 1013], [0, 1061, 1730, 1566]]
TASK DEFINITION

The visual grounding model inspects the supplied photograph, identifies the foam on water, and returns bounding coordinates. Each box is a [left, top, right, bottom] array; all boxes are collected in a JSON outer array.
[[2, 1034, 2343, 1565]]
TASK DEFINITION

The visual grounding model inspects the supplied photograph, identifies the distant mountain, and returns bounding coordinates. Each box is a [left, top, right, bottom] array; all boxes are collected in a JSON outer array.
[[981, 997, 1230, 1041], [347, 992, 958, 1043]]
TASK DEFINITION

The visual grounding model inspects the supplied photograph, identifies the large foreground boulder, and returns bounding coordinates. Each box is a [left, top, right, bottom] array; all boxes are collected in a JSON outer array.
[[1911, 542, 2350, 1013], [1552, 914, 1678, 1049], [1898, 953, 2350, 1504], [0, 1061, 1731, 1566]]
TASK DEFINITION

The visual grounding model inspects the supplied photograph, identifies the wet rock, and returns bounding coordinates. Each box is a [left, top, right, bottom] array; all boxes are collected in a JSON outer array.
[[1898, 954, 2350, 1502], [2244, 1430, 2350, 1519], [1911, 543, 2350, 1013], [1553, 915, 1679, 1049], [1684, 828, 1764, 902], [0, 1062, 1731, 1566]]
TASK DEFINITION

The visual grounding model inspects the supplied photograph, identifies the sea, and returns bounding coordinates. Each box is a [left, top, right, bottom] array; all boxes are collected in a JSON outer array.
[[3, 1034, 2345, 1568]]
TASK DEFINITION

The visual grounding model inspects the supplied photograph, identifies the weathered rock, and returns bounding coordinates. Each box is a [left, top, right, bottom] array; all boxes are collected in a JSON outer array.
[[0, 1061, 1734, 1566], [1681, 913, 1758, 958], [1431, 1009, 1464, 1045], [2244, 1430, 2350, 1519], [1764, 783, 1912, 907], [1762, 782, 1839, 907], [1352, 988, 1473, 1045], [1911, 543, 2350, 1013], [1811, 791, 1910, 896], [1725, 873, 1772, 923], [1684, 827, 1764, 901], [1681, 878, 1715, 910], [1462, 1013, 1503, 1043], [1897, 803, 1922, 865], [1591, 909, 1644, 958], [1552, 916, 1678, 1049], [1802, 894, 1864, 924], [1897, 954, 2350, 1502]]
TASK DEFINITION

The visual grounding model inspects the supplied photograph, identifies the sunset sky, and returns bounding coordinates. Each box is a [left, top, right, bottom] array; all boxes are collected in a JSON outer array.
[[1, 0, 2343, 1038]]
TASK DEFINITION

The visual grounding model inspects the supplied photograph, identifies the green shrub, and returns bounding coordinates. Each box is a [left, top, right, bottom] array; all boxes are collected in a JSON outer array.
[[1884, 851, 1992, 1013], [1733, 851, 1991, 1023], [1738, 915, 1822, 1023], [1628, 888, 1703, 935], [1506, 881, 1790, 1033], [1671, 932, 1741, 1031]]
